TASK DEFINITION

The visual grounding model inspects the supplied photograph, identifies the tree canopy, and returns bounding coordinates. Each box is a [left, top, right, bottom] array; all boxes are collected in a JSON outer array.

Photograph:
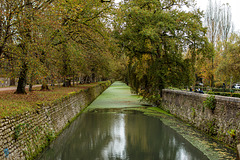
[[0, 0, 120, 93], [112, 0, 212, 102]]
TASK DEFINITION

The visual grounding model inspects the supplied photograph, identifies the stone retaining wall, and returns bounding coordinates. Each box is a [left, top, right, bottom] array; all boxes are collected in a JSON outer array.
[[162, 89, 240, 148], [0, 81, 111, 159]]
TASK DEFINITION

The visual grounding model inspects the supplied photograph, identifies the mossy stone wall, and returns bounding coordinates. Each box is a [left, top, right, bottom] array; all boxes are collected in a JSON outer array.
[[162, 89, 240, 148], [0, 81, 111, 160]]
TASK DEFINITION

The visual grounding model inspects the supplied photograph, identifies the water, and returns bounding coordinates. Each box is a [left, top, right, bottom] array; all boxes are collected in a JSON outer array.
[[38, 112, 208, 160]]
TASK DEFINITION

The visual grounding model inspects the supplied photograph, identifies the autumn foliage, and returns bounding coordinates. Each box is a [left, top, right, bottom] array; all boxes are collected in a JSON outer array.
[[0, 0, 120, 94]]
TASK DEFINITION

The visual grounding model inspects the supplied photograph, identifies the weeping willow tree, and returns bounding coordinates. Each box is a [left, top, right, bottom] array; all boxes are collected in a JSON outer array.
[[113, 0, 212, 103]]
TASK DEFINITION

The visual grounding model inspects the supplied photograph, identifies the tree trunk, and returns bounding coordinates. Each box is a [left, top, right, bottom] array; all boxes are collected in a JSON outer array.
[[73, 75, 75, 86], [15, 63, 27, 94], [41, 84, 49, 91], [29, 73, 34, 92], [63, 78, 71, 87], [29, 84, 33, 92], [10, 78, 15, 86], [92, 73, 96, 82], [41, 78, 50, 91], [211, 57, 214, 88]]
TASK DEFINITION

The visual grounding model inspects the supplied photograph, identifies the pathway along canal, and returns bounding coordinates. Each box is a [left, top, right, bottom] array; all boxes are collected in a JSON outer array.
[[37, 82, 236, 160]]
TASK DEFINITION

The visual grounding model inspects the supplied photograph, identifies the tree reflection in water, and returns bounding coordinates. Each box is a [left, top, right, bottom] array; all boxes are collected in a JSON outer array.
[[38, 113, 208, 160]]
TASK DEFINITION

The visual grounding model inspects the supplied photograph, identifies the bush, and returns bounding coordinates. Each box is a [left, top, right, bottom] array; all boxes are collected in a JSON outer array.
[[211, 88, 240, 92], [212, 88, 231, 92], [214, 82, 224, 88], [203, 95, 216, 112], [207, 91, 214, 95], [208, 92, 230, 96], [232, 93, 240, 98], [207, 91, 240, 98]]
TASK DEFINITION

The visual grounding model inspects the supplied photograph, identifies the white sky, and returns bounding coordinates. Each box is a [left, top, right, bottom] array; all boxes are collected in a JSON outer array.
[[114, 0, 240, 32]]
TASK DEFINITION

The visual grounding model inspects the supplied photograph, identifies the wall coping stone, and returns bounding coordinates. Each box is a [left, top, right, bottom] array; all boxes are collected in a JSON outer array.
[[163, 89, 240, 103]]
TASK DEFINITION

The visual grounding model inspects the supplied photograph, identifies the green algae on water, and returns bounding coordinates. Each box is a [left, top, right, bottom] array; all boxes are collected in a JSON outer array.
[[86, 81, 144, 110]]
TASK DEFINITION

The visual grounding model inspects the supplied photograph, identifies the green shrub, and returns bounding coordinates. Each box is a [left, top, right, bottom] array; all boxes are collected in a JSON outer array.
[[214, 82, 224, 88], [216, 92, 231, 96], [207, 92, 240, 98], [203, 95, 216, 112], [46, 130, 55, 143], [14, 124, 22, 140], [212, 88, 231, 92], [232, 93, 240, 98], [227, 129, 236, 138], [207, 91, 214, 95], [211, 88, 240, 92], [191, 107, 196, 119]]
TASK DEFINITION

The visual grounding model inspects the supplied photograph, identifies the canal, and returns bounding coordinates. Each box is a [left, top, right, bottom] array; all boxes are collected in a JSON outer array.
[[37, 82, 236, 160]]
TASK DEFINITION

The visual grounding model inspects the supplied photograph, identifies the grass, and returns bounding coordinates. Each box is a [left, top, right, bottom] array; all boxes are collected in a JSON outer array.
[[0, 82, 105, 118]]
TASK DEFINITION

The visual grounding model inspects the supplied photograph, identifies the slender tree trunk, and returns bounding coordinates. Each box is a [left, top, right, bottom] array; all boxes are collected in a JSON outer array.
[[92, 73, 95, 83], [73, 75, 75, 86], [10, 78, 15, 86], [29, 84, 32, 92], [29, 73, 34, 92], [211, 57, 214, 88], [15, 63, 28, 94]]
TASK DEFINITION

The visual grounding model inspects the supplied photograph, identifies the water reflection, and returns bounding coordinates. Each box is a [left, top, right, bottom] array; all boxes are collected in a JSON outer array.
[[38, 113, 208, 160], [102, 114, 127, 159]]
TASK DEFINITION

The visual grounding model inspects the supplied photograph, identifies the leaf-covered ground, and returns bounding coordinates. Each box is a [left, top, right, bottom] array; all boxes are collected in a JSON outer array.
[[0, 82, 102, 118]]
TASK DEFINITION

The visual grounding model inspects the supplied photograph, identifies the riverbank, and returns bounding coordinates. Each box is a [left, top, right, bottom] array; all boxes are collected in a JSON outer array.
[[0, 81, 111, 159]]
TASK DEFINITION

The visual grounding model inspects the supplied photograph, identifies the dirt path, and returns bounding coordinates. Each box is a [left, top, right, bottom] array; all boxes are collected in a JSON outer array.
[[0, 85, 42, 92]]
